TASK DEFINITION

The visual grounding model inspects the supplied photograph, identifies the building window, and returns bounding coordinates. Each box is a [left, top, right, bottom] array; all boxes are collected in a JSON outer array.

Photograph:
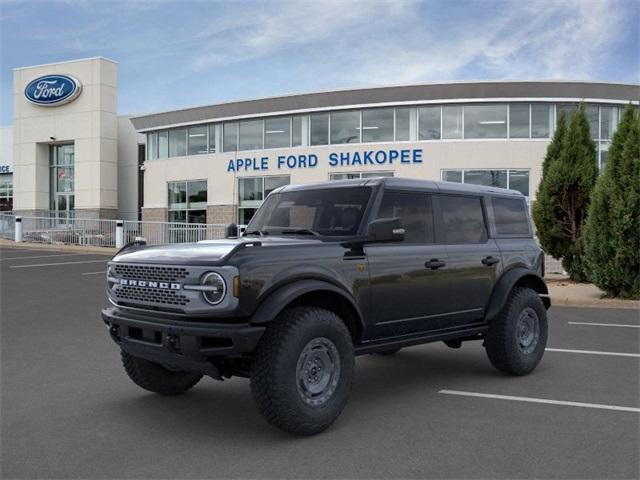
[[464, 104, 507, 139], [223, 122, 238, 152], [310, 113, 329, 145], [187, 126, 208, 155], [208, 124, 217, 153], [265, 117, 291, 149], [330, 110, 360, 144], [442, 169, 530, 197], [419, 106, 441, 140], [509, 104, 530, 139], [600, 106, 619, 140], [531, 104, 552, 138], [168, 180, 207, 223], [585, 104, 599, 140], [169, 128, 187, 157], [158, 131, 169, 159], [50, 144, 75, 218], [0, 173, 12, 211], [395, 107, 411, 141], [147, 132, 158, 160], [442, 105, 463, 139], [238, 175, 290, 225], [239, 119, 263, 151], [329, 171, 394, 180], [292, 116, 303, 147], [362, 108, 394, 143]]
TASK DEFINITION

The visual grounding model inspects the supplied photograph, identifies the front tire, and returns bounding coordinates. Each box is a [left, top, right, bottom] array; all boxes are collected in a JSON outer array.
[[484, 287, 548, 375], [250, 307, 355, 436], [121, 350, 202, 395]]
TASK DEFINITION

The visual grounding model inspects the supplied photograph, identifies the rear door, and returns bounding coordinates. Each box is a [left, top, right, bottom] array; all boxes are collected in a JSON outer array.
[[365, 190, 451, 339], [435, 194, 502, 325]]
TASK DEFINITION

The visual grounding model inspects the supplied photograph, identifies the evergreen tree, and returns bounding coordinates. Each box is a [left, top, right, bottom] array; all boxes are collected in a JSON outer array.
[[533, 104, 598, 281], [584, 106, 640, 298]]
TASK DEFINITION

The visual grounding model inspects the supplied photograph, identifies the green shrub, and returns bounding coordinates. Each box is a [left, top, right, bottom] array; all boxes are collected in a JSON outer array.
[[584, 106, 640, 299]]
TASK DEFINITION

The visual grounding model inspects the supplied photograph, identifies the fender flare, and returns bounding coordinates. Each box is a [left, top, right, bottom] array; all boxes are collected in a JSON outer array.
[[250, 279, 365, 331], [485, 268, 550, 322]]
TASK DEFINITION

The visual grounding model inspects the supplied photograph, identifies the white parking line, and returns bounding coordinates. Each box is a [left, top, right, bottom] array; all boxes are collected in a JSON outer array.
[[81, 270, 106, 275], [10, 259, 108, 269], [546, 348, 640, 358], [568, 321, 640, 329], [439, 390, 640, 413], [0, 253, 88, 261]]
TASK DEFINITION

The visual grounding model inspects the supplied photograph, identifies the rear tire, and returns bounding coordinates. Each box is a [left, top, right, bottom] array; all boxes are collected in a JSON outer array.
[[121, 350, 202, 395], [484, 287, 547, 375], [250, 307, 355, 436]]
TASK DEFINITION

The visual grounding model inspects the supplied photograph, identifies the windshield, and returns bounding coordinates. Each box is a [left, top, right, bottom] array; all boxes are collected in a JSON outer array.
[[245, 187, 372, 237]]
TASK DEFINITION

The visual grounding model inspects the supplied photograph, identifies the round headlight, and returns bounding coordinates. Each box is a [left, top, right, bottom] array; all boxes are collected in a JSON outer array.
[[201, 272, 226, 305]]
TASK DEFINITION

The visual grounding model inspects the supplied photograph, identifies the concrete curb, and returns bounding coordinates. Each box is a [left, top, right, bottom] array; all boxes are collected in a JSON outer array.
[[0, 238, 116, 255]]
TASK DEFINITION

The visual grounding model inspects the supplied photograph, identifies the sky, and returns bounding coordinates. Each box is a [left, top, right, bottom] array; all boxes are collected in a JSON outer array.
[[0, 0, 638, 126]]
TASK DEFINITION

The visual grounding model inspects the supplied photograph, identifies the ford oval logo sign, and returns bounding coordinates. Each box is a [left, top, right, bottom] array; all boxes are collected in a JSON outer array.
[[24, 74, 82, 106]]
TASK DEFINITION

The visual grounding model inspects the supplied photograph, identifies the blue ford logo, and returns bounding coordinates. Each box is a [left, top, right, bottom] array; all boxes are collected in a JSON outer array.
[[24, 74, 82, 106]]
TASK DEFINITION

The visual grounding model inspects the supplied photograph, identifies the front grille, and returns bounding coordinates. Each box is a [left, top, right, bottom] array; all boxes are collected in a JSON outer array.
[[113, 264, 189, 283], [115, 285, 190, 306]]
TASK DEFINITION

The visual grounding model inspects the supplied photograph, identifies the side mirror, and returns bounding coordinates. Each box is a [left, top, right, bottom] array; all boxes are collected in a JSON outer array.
[[367, 217, 405, 243], [225, 223, 239, 238]]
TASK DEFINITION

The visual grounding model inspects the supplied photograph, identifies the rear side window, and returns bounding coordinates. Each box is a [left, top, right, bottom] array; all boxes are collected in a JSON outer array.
[[492, 197, 531, 236], [440, 195, 487, 243], [376, 191, 433, 243]]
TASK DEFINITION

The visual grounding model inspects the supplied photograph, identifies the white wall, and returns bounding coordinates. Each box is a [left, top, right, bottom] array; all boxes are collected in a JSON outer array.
[[117, 116, 144, 219], [0, 126, 13, 170]]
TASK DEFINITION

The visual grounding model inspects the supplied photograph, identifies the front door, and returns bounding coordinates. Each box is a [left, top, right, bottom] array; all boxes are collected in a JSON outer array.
[[365, 190, 451, 339]]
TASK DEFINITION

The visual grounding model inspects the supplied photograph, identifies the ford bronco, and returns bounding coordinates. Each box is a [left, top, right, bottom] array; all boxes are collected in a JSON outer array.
[[102, 177, 550, 435]]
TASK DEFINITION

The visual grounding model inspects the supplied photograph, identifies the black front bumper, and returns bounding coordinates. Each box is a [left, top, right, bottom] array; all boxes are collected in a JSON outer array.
[[102, 307, 265, 377]]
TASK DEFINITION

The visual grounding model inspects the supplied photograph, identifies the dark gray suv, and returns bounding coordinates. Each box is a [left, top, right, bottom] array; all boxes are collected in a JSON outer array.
[[102, 177, 550, 435]]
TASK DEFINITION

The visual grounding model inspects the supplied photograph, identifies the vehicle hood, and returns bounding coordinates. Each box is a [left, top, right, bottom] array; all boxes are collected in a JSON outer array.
[[111, 237, 324, 265]]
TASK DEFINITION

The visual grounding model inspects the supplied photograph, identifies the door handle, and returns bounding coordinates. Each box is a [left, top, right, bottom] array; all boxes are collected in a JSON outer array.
[[425, 259, 446, 270], [482, 256, 500, 266]]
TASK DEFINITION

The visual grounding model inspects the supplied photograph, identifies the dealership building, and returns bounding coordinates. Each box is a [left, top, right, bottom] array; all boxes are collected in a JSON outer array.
[[5, 57, 638, 225]]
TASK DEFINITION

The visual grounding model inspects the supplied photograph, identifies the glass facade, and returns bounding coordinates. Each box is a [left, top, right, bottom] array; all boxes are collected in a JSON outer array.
[[329, 171, 394, 180], [49, 144, 75, 218], [238, 175, 290, 225], [143, 103, 624, 168], [0, 173, 12, 211], [168, 180, 207, 223], [442, 169, 530, 197]]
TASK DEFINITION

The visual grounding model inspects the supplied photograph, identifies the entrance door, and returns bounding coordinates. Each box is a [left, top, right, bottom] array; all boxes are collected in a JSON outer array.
[[50, 144, 75, 222], [365, 190, 452, 339]]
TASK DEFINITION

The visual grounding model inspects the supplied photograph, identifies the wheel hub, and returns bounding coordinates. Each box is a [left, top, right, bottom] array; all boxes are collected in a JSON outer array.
[[296, 337, 341, 406], [516, 307, 540, 355]]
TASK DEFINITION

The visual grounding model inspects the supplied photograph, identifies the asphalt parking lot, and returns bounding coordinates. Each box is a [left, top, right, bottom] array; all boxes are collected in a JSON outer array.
[[1, 245, 638, 479]]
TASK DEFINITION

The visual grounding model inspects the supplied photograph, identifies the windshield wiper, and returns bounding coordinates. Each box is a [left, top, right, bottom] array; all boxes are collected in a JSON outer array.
[[243, 229, 268, 236], [278, 228, 321, 237]]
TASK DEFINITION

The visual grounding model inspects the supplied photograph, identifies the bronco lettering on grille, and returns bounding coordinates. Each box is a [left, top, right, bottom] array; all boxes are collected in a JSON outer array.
[[119, 279, 181, 290]]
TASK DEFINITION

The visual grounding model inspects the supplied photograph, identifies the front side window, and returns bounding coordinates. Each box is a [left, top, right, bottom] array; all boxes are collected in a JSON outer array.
[[362, 108, 393, 143], [169, 128, 187, 157], [330, 111, 360, 144], [265, 117, 291, 149], [376, 191, 433, 243], [168, 180, 207, 223], [419, 106, 441, 140], [246, 186, 372, 237], [188, 126, 208, 155], [442, 106, 463, 139], [310, 113, 329, 145], [464, 104, 507, 139], [492, 197, 530, 237], [440, 195, 487, 244], [239, 120, 263, 151]]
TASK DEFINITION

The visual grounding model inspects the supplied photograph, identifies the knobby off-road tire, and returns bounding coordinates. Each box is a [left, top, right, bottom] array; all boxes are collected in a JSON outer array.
[[485, 287, 548, 375], [250, 307, 355, 436], [121, 350, 203, 395]]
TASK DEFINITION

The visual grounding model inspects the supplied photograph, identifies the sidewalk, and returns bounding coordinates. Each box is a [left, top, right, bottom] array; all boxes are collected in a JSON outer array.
[[546, 275, 639, 309], [0, 238, 117, 255]]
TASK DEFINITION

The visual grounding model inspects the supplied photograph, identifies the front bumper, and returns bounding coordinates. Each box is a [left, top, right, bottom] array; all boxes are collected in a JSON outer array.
[[102, 307, 265, 377]]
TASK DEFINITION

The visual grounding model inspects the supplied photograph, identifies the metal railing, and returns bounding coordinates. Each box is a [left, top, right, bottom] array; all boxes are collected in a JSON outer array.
[[1, 213, 228, 248]]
